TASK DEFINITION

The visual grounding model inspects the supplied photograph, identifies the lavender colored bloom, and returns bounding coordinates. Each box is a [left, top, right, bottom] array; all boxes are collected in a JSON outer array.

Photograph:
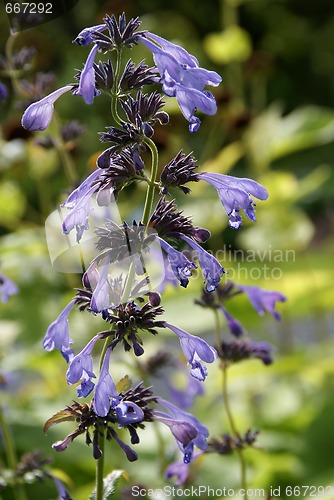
[[74, 44, 100, 105], [42, 300, 75, 362], [0, 273, 19, 303], [179, 234, 225, 292], [154, 398, 209, 463], [93, 346, 119, 417], [140, 32, 221, 132], [166, 451, 202, 485], [66, 334, 101, 397], [90, 258, 112, 313], [115, 401, 144, 426], [62, 185, 98, 242], [165, 323, 217, 381], [198, 172, 269, 229], [62, 169, 102, 209], [74, 23, 107, 46], [0, 81, 8, 101], [220, 306, 244, 337], [21, 85, 72, 131], [238, 284, 287, 321], [167, 374, 204, 409], [158, 237, 197, 288]]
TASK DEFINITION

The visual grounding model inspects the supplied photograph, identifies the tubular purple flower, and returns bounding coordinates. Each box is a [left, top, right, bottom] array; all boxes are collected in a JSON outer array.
[[140, 32, 221, 132], [220, 306, 244, 337], [198, 172, 269, 229], [74, 23, 107, 46], [166, 374, 204, 409], [21, 85, 72, 131], [179, 234, 225, 292], [165, 451, 202, 485], [66, 334, 101, 397], [90, 257, 112, 313], [0, 273, 19, 303], [93, 346, 119, 417], [155, 398, 209, 463], [157, 237, 197, 288], [115, 401, 145, 426], [62, 169, 102, 210], [74, 44, 99, 105], [174, 85, 218, 133], [42, 300, 76, 362], [165, 323, 217, 381], [62, 184, 99, 243], [238, 284, 287, 320]]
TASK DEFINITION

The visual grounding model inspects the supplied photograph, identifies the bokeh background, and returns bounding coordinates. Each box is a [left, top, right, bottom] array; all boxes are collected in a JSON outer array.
[[1, 0, 334, 498]]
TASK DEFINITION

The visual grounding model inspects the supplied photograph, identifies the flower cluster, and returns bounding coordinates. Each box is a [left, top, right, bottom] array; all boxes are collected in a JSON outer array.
[[21, 12, 280, 490]]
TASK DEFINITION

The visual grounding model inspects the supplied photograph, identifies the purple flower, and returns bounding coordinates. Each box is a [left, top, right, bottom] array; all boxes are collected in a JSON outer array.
[[74, 23, 107, 46], [154, 398, 209, 463], [198, 172, 269, 229], [165, 323, 217, 381], [158, 237, 197, 288], [249, 341, 273, 365], [140, 32, 221, 132], [62, 185, 98, 243], [42, 300, 75, 362], [21, 85, 72, 131], [166, 451, 202, 485], [0, 273, 19, 303], [0, 82, 8, 101], [93, 346, 119, 417], [66, 334, 101, 397], [90, 258, 112, 313], [62, 169, 102, 210], [220, 306, 244, 337], [74, 44, 100, 105], [166, 374, 204, 409], [179, 234, 225, 292], [238, 284, 287, 321], [115, 401, 144, 426]]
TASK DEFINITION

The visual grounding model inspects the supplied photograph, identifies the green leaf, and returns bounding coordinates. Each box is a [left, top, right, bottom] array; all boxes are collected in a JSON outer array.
[[204, 26, 252, 64], [43, 409, 77, 432], [89, 470, 126, 500]]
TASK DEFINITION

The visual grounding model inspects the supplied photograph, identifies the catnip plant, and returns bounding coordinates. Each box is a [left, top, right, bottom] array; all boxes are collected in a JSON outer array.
[[21, 13, 284, 499]]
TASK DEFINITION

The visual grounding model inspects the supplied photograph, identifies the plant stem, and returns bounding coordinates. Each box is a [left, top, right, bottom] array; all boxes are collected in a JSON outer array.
[[52, 112, 78, 184], [141, 137, 159, 225], [110, 49, 122, 125], [0, 406, 27, 500], [221, 363, 248, 500], [95, 429, 105, 500]]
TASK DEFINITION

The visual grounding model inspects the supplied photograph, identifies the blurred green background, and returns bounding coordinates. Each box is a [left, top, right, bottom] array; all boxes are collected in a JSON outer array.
[[1, 0, 334, 498]]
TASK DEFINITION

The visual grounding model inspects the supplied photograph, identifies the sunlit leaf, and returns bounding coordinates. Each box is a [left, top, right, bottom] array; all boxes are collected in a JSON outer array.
[[204, 26, 252, 64]]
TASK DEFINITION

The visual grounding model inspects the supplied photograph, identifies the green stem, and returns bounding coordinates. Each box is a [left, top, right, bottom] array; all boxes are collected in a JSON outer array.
[[52, 112, 78, 184], [213, 308, 222, 356], [221, 363, 248, 500], [110, 49, 122, 125], [5, 32, 25, 98], [0, 406, 27, 500], [141, 137, 159, 225], [95, 429, 105, 500]]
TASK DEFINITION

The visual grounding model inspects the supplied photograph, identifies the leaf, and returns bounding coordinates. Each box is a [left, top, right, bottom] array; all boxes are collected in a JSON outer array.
[[116, 375, 131, 394], [43, 409, 77, 432], [204, 26, 252, 64], [89, 470, 126, 500]]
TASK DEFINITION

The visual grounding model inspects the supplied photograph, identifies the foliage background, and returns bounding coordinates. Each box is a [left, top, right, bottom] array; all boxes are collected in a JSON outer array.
[[0, 0, 334, 498]]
